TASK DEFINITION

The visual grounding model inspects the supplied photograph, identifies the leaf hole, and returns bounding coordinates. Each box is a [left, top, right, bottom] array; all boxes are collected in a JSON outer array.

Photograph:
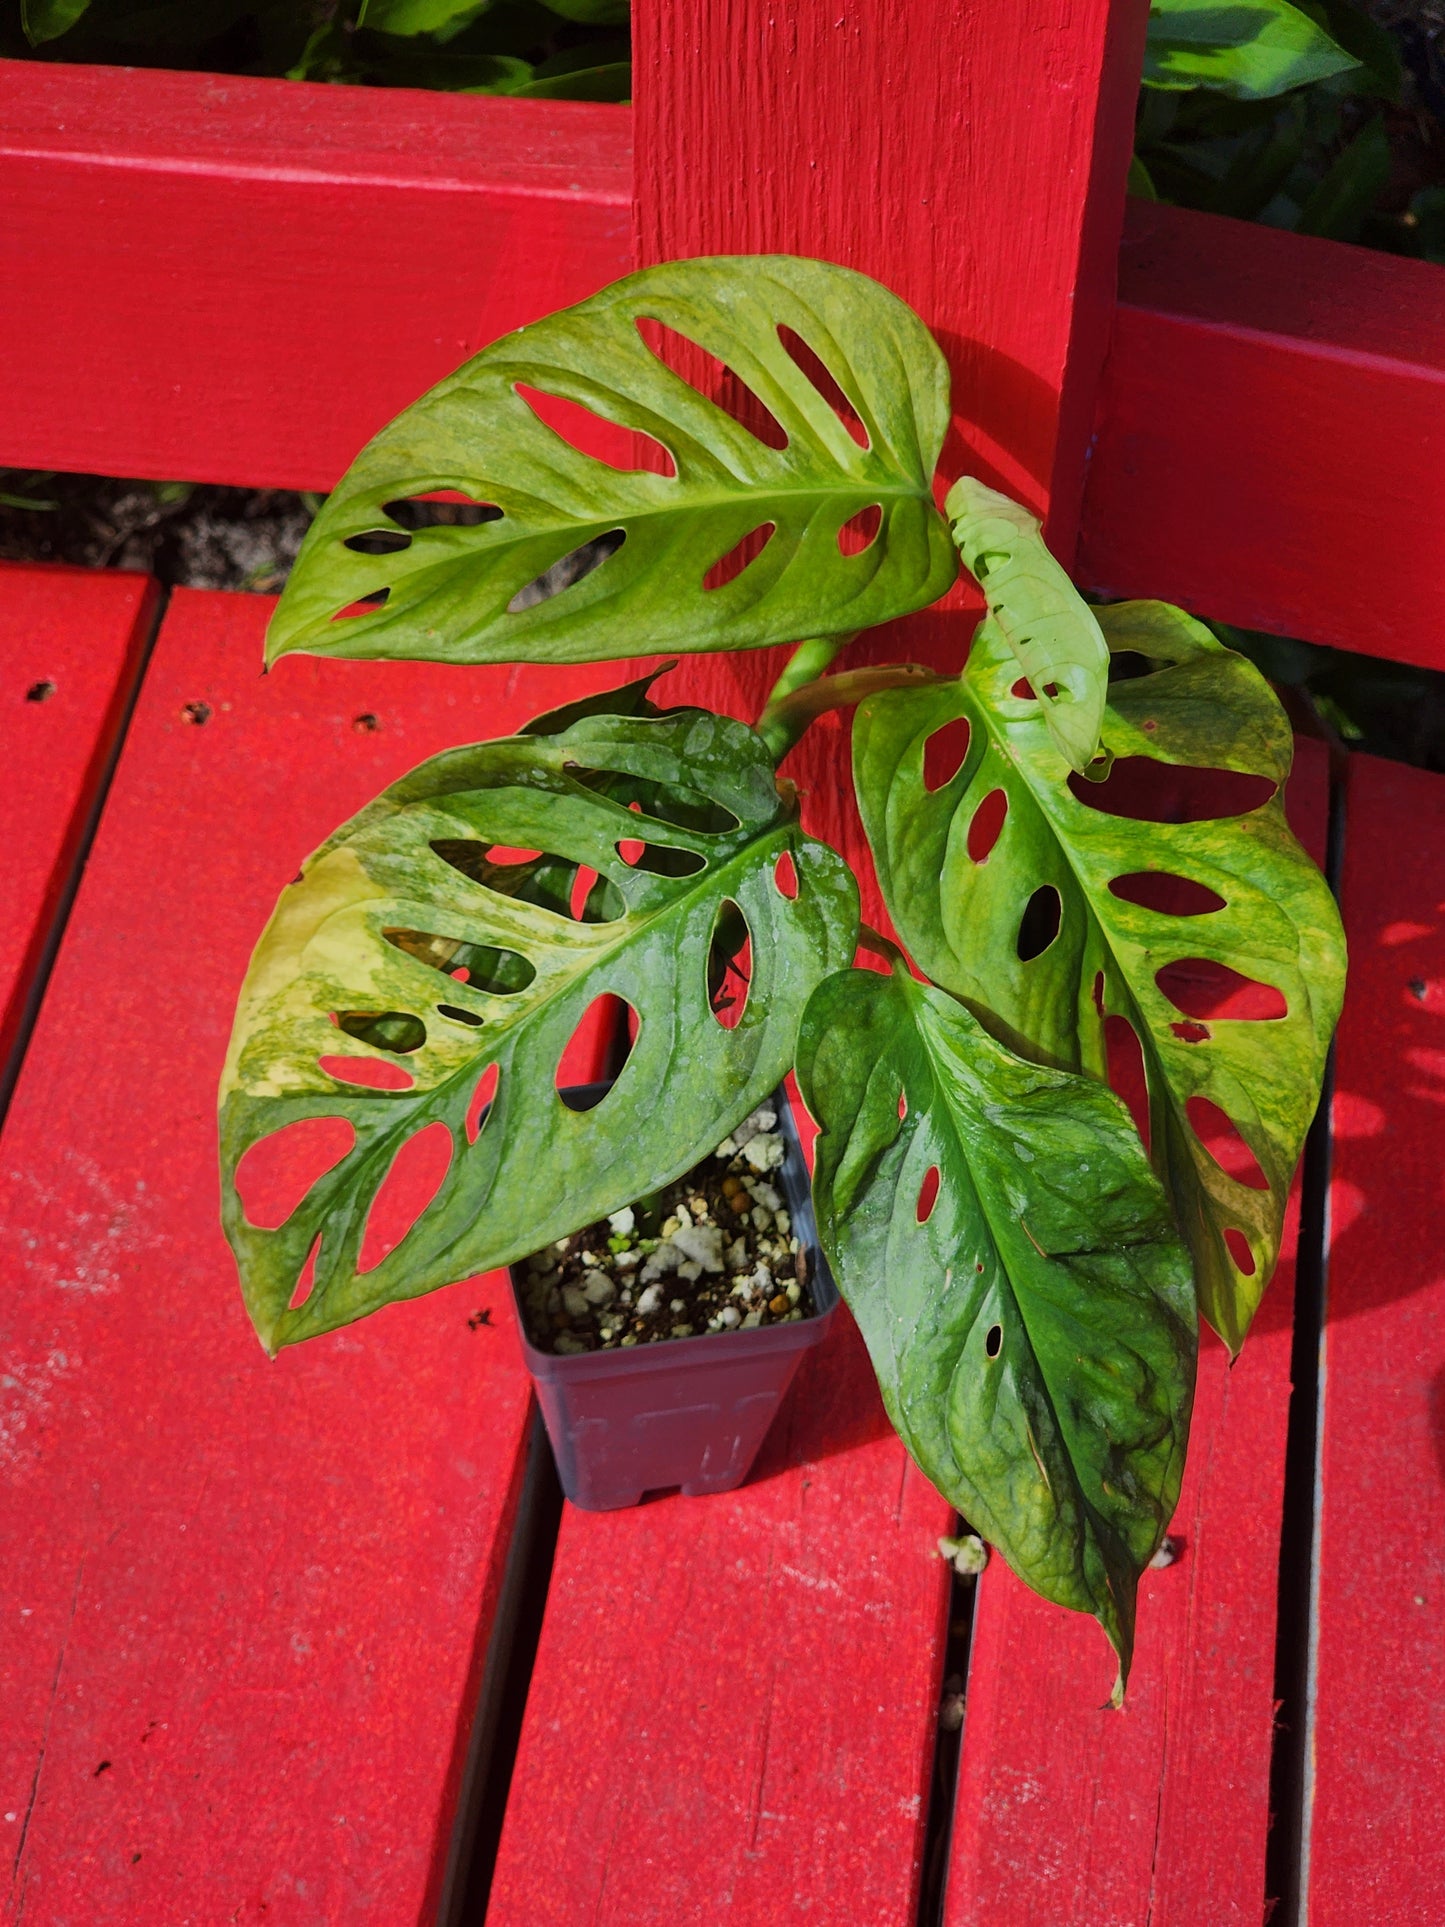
[[1156, 959, 1287, 1022], [1010, 678, 1035, 700], [436, 1003, 484, 1027], [916, 1165, 940, 1224], [635, 316, 789, 449], [984, 1323, 1003, 1359], [703, 522, 776, 592], [356, 1122, 453, 1275], [383, 492, 503, 530], [1171, 1020, 1211, 1043], [1016, 886, 1062, 962], [1106, 651, 1156, 684], [1224, 1228, 1257, 1276], [569, 863, 618, 922], [708, 898, 752, 1030], [1186, 1097, 1271, 1191], [1068, 759, 1277, 823], [966, 788, 1008, 863], [837, 504, 882, 555], [318, 1054, 415, 1092], [557, 995, 635, 1104], [898, 1088, 908, 1120], [466, 1063, 499, 1146], [562, 769, 741, 837], [1109, 872, 1227, 916], [332, 589, 390, 621], [335, 1009, 427, 1054], [776, 324, 870, 447], [923, 717, 971, 792], [289, 1234, 322, 1310], [508, 530, 626, 613], [616, 840, 706, 877], [1103, 1014, 1150, 1153], [343, 529, 413, 556], [383, 928, 535, 995], [235, 1117, 356, 1230], [774, 849, 799, 899], [513, 382, 676, 475]]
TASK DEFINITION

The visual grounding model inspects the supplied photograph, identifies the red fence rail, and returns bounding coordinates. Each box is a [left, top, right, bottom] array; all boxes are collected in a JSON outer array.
[[3, 58, 1440, 673]]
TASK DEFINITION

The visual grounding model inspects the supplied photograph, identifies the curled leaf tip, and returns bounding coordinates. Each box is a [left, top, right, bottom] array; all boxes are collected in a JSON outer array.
[[945, 475, 1107, 774]]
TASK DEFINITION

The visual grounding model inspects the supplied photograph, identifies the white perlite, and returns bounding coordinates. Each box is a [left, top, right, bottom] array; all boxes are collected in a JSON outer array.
[[581, 1270, 615, 1306], [639, 1240, 682, 1283], [938, 1534, 989, 1578], [673, 1222, 725, 1272], [742, 1132, 784, 1172]]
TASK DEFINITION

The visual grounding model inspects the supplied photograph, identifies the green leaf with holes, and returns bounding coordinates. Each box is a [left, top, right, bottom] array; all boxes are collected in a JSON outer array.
[[220, 684, 858, 1352], [853, 601, 1346, 1353], [947, 477, 1108, 773], [265, 256, 957, 669], [1143, 0, 1359, 99], [796, 961, 1195, 1695]]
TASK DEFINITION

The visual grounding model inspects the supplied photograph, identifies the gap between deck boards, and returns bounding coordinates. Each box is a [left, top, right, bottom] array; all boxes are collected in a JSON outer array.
[[0, 579, 168, 1126], [1264, 755, 1348, 1927]]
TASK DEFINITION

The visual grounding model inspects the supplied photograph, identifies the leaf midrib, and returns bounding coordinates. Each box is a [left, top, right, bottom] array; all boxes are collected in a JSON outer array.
[[909, 986, 1129, 1610]]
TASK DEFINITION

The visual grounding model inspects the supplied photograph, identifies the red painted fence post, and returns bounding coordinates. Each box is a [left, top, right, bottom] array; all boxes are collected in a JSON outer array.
[[630, 0, 1148, 871]]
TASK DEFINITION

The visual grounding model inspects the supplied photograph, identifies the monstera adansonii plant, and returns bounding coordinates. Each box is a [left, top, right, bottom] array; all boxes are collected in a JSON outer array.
[[220, 255, 1345, 1697]]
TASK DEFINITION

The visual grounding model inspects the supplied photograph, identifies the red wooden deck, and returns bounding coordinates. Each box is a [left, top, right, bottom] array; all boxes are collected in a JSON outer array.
[[2, 8, 1442, 1923]]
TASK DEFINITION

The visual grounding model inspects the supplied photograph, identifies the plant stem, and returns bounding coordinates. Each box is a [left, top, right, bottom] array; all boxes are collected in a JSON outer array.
[[757, 662, 948, 763], [756, 635, 853, 750]]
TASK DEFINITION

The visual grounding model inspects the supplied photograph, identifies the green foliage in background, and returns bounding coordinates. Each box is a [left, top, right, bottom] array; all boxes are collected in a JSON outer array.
[[1139, 0, 1445, 261], [7, 0, 631, 100], [9, 1, 1441, 259]]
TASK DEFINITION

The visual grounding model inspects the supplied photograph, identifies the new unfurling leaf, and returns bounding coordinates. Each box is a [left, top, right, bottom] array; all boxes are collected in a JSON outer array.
[[946, 477, 1108, 773]]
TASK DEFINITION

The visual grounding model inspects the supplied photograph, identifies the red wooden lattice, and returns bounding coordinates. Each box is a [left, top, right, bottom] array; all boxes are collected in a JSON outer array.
[[1, 2, 1442, 1921]]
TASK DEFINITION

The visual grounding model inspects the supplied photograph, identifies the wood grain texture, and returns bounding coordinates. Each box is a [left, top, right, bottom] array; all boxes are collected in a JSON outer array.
[[944, 738, 1332, 1927], [630, 0, 1150, 932], [635, 0, 1147, 552], [1306, 755, 1445, 1925], [1080, 200, 1445, 672], [0, 590, 628, 1926], [0, 563, 157, 1096], [488, 1283, 954, 1926], [0, 60, 632, 492]]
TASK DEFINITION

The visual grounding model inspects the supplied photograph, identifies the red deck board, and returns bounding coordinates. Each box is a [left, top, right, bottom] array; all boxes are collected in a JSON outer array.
[[1081, 201, 1445, 674], [944, 739, 1331, 1927], [488, 1306, 953, 1926], [0, 589, 628, 1924], [1307, 755, 1445, 1924], [0, 60, 632, 492], [0, 563, 157, 1091]]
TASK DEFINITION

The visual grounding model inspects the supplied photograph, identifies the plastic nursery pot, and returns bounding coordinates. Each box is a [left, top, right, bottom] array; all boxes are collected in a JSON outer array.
[[509, 1085, 838, 1511]]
